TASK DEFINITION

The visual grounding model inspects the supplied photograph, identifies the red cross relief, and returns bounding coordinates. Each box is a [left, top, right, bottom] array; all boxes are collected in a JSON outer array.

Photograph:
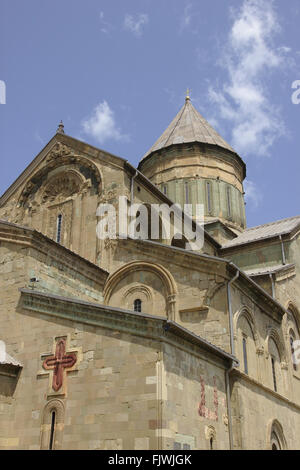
[[43, 338, 77, 392]]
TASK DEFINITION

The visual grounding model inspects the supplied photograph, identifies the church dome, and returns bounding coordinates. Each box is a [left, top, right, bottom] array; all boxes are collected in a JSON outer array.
[[141, 95, 238, 161], [138, 97, 247, 233]]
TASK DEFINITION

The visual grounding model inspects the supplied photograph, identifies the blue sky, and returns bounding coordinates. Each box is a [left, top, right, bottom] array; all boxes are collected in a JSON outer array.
[[0, 0, 299, 228]]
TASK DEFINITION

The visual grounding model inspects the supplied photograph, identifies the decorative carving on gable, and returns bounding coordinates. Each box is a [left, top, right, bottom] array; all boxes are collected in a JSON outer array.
[[99, 188, 121, 204], [104, 238, 118, 251], [45, 142, 74, 162], [41, 172, 83, 204], [18, 151, 102, 208]]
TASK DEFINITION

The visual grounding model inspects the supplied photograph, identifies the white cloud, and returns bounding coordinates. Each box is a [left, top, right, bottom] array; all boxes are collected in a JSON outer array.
[[81, 101, 128, 145], [209, 0, 290, 157], [180, 3, 192, 32], [124, 13, 148, 37], [99, 11, 113, 34], [179, 2, 202, 35], [244, 179, 262, 208]]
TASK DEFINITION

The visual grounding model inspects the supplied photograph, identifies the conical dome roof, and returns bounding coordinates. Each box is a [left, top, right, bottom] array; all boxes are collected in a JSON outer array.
[[141, 97, 237, 162]]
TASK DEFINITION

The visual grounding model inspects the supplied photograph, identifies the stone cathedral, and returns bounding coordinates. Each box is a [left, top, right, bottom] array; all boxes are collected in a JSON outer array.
[[0, 96, 299, 450]]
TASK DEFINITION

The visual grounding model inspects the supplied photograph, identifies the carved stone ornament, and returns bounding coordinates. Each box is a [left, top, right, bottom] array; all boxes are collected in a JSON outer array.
[[41, 173, 82, 204], [38, 335, 82, 397], [42, 337, 77, 392], [46, 142, 74, 162], [99, 188, 118, 204]]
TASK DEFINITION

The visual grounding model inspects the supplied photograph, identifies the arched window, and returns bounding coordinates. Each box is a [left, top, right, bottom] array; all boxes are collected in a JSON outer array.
[[49, 410, 56, 450], [40, 400, 65, 450], [206, 181, 212, 214], [227, 186, 232, 218], [162, 185, 168, 196], [287, 305, 300, 374], [185, 181, 189, 204], [56, 214, 63, 243], [242, 336, 248, 375], [236, 311, 257, 379], [268, 337, 282, 394], [271, 357, 277, 392], [205, 425, 216, 450], [290, 333, 297, 372], [134, 299, 142, 313]]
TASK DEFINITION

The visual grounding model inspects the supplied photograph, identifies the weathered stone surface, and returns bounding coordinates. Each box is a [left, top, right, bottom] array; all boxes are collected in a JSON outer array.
[[0, 105, 299, 450]]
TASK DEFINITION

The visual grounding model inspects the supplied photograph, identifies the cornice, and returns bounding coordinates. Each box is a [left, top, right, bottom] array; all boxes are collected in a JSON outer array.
[[231, 368, 300, 412], [19, 289, 235, 367], [0, 221, 108, 287]]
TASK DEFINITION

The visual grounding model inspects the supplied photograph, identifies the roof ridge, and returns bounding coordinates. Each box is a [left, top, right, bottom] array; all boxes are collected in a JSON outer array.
[[192, 103, 222, 142], [187, 100, 197, 142], [163, 100, 187, 148], [245, 215, 300, 232]]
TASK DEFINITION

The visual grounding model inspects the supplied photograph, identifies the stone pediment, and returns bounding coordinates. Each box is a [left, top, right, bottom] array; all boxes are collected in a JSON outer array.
[[17, 141, 102, 209], [0, 132, 126, 211]]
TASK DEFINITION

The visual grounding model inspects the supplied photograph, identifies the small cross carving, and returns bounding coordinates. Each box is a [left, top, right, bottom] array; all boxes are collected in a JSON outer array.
[[42, 337, 77, 392]]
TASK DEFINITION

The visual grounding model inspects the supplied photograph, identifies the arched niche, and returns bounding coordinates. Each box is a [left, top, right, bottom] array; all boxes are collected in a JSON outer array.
[[234, 307, 259, 379], [266, 419, 287, 450], [104, 261, 178, 320], [123, 284, 154, 314], [40, 399, 65, 450], [266, 329, 286, 394], [17, 144, 102, 210]]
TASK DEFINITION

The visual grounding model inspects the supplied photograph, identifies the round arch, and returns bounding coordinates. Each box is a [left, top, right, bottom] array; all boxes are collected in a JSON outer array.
[[40, 399, 65, 450], [103, 261, 178, 320], [234, 306, 259, 346], [18, 151, 102, 207], [286, 301, 300, 335], [234, 306, 260, 378], [265, 328, 286, 363]]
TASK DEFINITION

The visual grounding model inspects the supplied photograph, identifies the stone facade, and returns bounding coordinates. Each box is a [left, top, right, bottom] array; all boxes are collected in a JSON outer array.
[[0, 100, 299, 450]]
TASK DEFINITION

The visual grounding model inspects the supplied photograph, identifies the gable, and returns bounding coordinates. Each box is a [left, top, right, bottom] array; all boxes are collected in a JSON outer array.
[[0, 131, 219, 268], [0, 133, 131, 263]]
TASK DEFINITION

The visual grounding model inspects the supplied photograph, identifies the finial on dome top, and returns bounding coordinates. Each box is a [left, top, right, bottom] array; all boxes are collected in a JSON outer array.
[[185, 88, 191, 101], [57, 120, 65, 134]]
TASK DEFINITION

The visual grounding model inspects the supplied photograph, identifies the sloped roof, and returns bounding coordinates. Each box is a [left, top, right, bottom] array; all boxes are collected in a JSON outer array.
[[141, 97, 237, 161], [244, 264, 295, 277], [222, 216, 300, 249], [0, 352, 22, 368]]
